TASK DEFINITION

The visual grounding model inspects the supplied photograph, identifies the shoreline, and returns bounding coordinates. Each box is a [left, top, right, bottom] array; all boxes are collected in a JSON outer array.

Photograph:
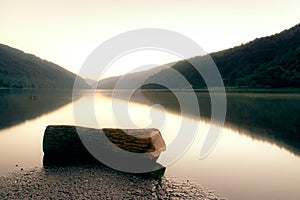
[[1, 87, 300, 93], [0, 166, 226, 200]]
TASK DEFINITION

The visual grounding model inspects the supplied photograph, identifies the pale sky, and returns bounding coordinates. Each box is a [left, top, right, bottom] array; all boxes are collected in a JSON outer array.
[[1, 0, 299, 79]]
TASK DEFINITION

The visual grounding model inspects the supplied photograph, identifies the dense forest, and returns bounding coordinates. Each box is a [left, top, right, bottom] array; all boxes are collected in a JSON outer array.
[[0, 44, 89, 89], [143, 23, 300, 89]]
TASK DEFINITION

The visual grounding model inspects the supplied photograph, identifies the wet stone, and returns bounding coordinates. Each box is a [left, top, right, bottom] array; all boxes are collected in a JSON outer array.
[[0, 167, 225, 199]]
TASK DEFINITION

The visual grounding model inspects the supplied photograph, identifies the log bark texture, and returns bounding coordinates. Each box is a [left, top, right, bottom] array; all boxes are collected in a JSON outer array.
[[43, 125, 166, 174]]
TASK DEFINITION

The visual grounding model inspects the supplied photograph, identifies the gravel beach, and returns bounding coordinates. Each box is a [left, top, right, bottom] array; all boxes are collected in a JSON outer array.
[[0, 166, 226, 200]]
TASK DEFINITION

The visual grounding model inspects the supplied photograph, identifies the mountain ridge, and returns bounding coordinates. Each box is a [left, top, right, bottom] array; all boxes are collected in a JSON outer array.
[[0, 43, 89, 89], [97, 62, 176, 89], [143, 23, 300, 89], [96, 23, 300, 90]]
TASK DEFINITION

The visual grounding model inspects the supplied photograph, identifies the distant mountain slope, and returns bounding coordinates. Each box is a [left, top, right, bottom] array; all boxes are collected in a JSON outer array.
[[85, 78, 99, 88], [97, 62, 175, 89], [0, 44, 89, 89], [142, 23, 300, 89]]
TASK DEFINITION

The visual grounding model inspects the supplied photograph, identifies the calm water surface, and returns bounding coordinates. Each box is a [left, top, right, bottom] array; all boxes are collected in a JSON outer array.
[[0, 89, 299, 200]]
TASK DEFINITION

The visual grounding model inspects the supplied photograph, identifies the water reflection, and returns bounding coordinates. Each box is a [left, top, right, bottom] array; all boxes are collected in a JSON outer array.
[[0, 89, 76, 130], [93, 90, 300, 200], [138, 91, 300, 156], [0, 90, 300, 200]]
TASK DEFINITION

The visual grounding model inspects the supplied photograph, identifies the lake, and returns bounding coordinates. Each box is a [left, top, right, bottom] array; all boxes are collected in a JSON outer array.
[[0, 89, 299, 200]]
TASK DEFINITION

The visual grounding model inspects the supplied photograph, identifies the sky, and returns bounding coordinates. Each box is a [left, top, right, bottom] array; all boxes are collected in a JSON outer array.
[[1, 0, 300, 79]]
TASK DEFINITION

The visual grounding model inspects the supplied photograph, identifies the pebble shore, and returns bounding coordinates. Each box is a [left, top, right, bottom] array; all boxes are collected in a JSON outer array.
[[0, 166, 226, 200]]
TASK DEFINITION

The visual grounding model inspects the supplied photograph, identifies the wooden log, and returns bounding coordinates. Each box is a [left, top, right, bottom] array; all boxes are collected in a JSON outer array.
[[42, 125, 166, 178]]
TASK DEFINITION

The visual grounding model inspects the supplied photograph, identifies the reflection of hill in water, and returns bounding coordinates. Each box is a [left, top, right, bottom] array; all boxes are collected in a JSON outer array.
[[0, 89, 75, 130], [134, 91, 300, 156]]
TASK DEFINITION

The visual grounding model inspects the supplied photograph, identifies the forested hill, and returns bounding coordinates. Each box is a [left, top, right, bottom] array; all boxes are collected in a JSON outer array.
[[0, 44, 89, 89], [143, 23, 300, 89]]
